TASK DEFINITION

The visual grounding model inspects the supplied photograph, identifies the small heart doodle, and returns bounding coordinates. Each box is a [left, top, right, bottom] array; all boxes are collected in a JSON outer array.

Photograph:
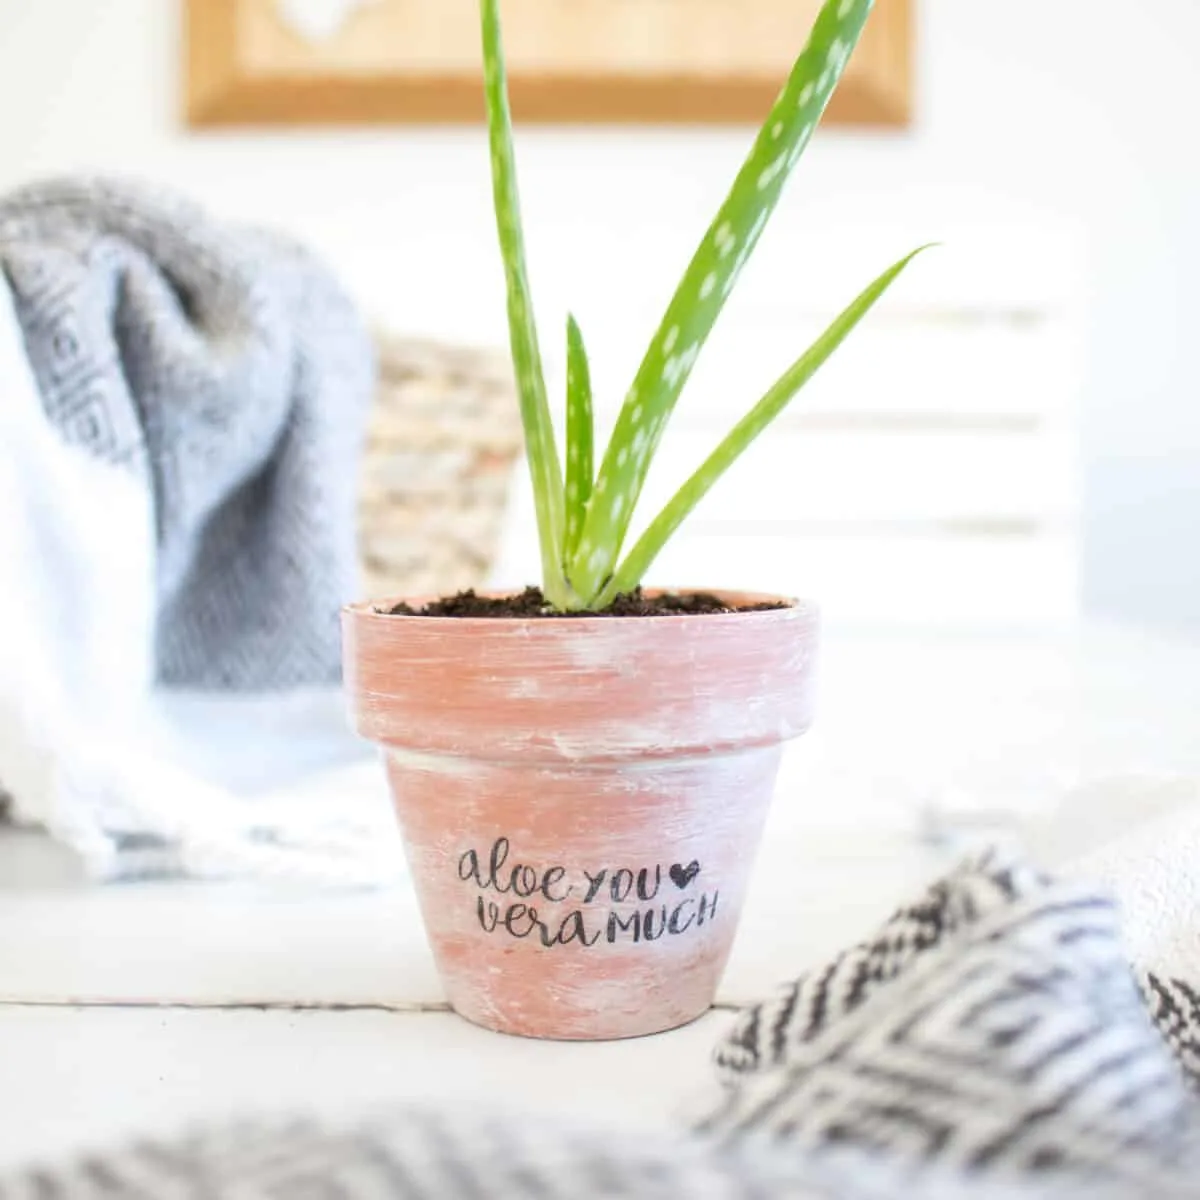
[[669, 860, 701, 890]]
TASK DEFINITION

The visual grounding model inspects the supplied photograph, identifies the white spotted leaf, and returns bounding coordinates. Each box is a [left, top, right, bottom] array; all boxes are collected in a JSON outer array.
[[481, 0, 569, 605], [598, 245, 934, 604], [564, 313, 594, 560], [566, 0, 878, 600]]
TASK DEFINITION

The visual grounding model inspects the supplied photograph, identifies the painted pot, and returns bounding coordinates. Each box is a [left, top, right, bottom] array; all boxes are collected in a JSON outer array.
[[342, 590, 819, 1041]]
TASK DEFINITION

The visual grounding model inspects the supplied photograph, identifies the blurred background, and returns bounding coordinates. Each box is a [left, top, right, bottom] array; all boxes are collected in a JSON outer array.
[[1, 0, 1197, 633]]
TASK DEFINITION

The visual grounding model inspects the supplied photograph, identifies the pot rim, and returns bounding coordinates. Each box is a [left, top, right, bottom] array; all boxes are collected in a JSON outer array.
[[344, 587, 816, 627]]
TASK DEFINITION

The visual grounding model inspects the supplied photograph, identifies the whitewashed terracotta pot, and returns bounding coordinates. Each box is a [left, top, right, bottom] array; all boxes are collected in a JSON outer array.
[[343, 591, 819, 1041]]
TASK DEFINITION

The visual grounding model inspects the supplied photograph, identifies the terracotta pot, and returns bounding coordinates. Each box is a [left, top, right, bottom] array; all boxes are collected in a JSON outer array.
[[342, 590, 819, 1041]]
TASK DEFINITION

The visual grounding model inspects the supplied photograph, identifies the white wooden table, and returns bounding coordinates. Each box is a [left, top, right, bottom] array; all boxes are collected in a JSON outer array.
[[3, 618, 1200, 1169]]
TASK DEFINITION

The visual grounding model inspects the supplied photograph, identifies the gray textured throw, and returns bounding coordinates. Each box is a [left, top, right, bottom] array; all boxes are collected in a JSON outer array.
[[0, 176, 383, 883], [5, 848, 1200, 1199], [0, 175, 373, 689]]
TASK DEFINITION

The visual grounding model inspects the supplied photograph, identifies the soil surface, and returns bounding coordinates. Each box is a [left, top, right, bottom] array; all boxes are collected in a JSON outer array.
[[382, 586, 787, 619]]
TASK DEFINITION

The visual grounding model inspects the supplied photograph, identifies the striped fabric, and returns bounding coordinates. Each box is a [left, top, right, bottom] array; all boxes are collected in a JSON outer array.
[[4, 848, 1200, 1198]]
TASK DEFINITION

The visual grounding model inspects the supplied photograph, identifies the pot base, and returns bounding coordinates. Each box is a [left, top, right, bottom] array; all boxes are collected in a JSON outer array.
[[448, 995, 714, 1042]]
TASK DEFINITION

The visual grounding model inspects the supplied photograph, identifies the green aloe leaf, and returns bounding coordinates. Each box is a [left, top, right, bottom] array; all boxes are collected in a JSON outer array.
[[566, 0, 877, 602], [564, 313, 595, 560], [597, 244, 933, 605], [480, 0, 569, 605]]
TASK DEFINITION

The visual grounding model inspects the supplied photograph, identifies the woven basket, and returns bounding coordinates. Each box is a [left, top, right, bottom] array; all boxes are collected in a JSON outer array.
[[358, 335, 524, 601]]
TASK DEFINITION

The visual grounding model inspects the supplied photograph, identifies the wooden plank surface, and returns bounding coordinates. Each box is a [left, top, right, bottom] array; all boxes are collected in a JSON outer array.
[[6, 622, 1200, 1167], [0, 1006, 727, 1167], [10, 625, 1200, 1010]]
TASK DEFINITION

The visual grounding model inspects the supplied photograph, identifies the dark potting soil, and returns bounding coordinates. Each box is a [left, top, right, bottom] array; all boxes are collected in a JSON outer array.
[[381, 586, 787, 619]]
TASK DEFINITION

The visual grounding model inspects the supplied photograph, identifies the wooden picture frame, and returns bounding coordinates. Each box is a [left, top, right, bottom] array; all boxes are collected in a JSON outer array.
[[186, 0, 913, 129]]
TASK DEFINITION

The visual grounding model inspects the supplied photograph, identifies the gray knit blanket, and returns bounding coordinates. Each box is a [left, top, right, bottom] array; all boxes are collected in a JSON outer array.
[[0, 177, 380, 882], [5, 848, 1200, 1199], [0, 176, 372, 688]]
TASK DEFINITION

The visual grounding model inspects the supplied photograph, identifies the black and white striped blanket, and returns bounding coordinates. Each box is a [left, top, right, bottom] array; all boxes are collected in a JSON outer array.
[[4, 842, 1199, 1199]]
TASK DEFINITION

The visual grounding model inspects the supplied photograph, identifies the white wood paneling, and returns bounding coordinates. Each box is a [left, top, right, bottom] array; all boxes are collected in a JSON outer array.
[[651, 318, 1078, 424], [627, 428, 1077, 527], [491, 219, 1083, 625], [642, 528, 1078, 624]]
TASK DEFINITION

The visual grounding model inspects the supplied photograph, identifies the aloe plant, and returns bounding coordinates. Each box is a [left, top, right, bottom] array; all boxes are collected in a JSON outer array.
[[481, 0, 931, 611]]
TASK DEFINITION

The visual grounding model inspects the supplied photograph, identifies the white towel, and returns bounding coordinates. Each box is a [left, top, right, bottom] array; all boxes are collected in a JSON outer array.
[[1046, 773, 1200, 1069]]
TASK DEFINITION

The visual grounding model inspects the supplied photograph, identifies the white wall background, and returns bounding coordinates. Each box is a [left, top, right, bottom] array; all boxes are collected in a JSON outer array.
[[1, 0, 1199, 628]]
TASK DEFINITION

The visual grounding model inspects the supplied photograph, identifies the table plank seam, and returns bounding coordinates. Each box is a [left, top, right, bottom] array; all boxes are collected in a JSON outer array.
[[0, 998, 744, 1015]]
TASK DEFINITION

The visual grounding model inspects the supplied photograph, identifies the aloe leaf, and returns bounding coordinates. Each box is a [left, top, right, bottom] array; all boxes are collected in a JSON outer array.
[[480, 0, 568, 604], [596, 244, 933, 605], [567, 0, 877, 602], [564, 313, 595, 560]]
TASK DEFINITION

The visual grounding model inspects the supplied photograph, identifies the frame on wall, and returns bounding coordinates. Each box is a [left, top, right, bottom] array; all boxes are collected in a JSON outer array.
[[186, 0, 913, 128]]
